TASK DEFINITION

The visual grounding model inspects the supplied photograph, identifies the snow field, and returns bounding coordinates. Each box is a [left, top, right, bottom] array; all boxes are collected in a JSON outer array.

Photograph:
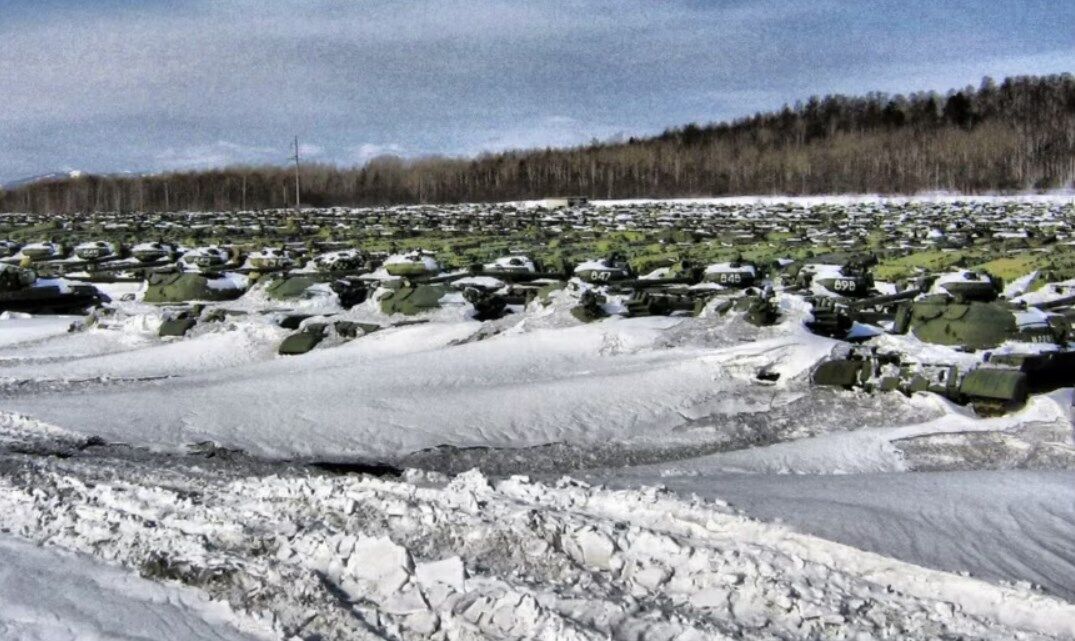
[[2, 460, 1072, 641]]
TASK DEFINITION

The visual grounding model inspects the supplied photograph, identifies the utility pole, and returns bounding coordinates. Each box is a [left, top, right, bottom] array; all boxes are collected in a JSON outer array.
[[241, 173, 247, 211], [291, 136, 301, 212]]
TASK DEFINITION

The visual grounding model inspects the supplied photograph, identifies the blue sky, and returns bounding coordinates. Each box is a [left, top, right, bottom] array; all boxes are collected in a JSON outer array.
[[0, 0, 1071, 181]]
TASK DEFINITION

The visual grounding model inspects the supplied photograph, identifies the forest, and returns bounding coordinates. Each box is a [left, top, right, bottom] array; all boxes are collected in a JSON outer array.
[[2, 74, 1073, 213]]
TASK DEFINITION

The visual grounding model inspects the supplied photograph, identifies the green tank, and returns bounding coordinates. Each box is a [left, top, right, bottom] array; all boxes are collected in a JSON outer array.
[[143, 271, 247, 303], [710, 290, 781, 326], [570, 289, 608, 322], [813, 282, 1075, 411], [263, 275, 321, 301], [383, 250, 440, 277], [0, 263, 108, 314], [573, 253, 633, 284], [0, 240, 20, 258], [378, 282, 450, 316], [811, 347, 1032, 412], [702, 259, 761, 289]]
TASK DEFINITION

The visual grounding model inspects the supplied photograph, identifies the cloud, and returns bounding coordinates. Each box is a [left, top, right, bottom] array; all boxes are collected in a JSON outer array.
[[298, 143, 324, 158], [154, 141, 278, 171], [0, 0, 1072, 180], [350, 143, 407, 165]]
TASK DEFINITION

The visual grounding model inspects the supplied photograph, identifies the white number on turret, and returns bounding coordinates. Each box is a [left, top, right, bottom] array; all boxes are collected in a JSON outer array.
[[833, 279, 857, 292]]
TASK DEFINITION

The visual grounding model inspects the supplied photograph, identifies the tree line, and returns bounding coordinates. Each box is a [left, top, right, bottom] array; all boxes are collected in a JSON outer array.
[[3, 73, 1073, 214]]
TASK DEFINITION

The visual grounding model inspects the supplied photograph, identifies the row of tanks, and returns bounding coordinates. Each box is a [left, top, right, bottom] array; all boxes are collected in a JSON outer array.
[[5, 235, 1075, 414]]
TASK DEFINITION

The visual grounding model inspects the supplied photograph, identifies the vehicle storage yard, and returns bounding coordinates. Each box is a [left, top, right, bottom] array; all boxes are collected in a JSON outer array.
[[2, 195, 1074, 640]]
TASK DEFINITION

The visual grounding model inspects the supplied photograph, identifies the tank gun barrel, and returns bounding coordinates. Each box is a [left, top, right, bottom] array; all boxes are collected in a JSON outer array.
[[1030, 293, 1075, 311], [845, 288, 922, 310]]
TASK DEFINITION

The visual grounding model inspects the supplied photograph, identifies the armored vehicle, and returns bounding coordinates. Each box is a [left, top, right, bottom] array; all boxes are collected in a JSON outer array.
[[702, 259, 762, 289], [383, 250, 440, 278], [143, 270, 247, 304], [74, 240, 119, 262], [179, 246, 232, 272], [245, 247, 295, 272], [813, 270, 1075, 411], [132, 242, 179, 263], [0, 240, 22, 259], [0, 263, 108, 314], [574, 253, 633, 284], [18, 241, 64, 262], [310, 248, 373, 274]]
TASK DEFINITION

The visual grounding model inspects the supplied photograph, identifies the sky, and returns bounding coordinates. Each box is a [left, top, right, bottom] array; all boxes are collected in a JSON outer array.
[[0, 0, 1072, 182]]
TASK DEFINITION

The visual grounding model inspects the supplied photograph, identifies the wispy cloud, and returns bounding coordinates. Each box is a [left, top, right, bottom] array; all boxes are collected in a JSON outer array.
[[0, 0, 1071, 180]]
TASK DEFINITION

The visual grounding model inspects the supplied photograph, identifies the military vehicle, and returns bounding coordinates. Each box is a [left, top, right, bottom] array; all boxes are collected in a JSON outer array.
[[573, 253, 633, 284], [142, 269, 248, 304], [383, 250, 440, 278], [0, 240, 22, 259], [570, 288, 609, 322], [796, 255, 878, 299], [812, 270, 1075, 411], [132, 241, 179, 263], [0, 263, 108, 314], [310, 248, 374, 274], [244, 247, 295, 272], [702, 258, 762, 289], [73, 240, 120, 262], [18, 241, 64, 262], [377, 280, 452, 316], [179, 246, 233, 272]]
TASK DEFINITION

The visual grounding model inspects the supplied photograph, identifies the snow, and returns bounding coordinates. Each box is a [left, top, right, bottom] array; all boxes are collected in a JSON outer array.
[[451, 275, 506, 289], [384, 251, 440, 271], [1, 308, 841, 459], [645, 392, 1071, 475], [704, 261, 757, 276], [593, 470, 1075, 602], [0, 537, 268, 641], [1, 461, 1072, 640], [573, 258, 618, 273], [483, 255, 535, 272], [3, 235, 1075, 640]]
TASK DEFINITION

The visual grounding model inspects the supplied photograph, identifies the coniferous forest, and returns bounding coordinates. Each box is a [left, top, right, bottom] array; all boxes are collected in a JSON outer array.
[[3, 74, 1073, 214]]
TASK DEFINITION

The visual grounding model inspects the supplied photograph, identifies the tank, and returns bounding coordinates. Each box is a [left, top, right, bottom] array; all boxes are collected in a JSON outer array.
[[132, 242, 178, 263], [483, 255, 536, 274], [383, 250, 440, 278], [710, 290, 781, 326], [573, 253, 633, 284], [19, 241, 64, 262], [245, 247, 295, 271], [74, 240, 118, 262], [311, 248, 371, 274], [812, 347, 1032, 413], [377, 282, 450, 316], [812, 275, 1075, 411], [570, 289, 609, 322], [263, 275, 322, 301], [0, 240, 22, 258], [702, 259, 761, 289], [179, 246, 231, 272], [0, 263, 108, 314], [143, 270, 247, 303]]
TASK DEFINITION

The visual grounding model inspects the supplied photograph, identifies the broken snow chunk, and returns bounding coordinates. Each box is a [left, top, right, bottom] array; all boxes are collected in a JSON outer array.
[[415, 556, 466, 593], [689, 587, 730, 609], [381, 587, 429, 615], [564, 527, 617, 570], [345, 536, 413, 594], [403, 611, 440, 635]]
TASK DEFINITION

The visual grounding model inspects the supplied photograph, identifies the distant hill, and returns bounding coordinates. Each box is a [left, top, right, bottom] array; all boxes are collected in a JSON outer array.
[[2, 73, 1073, 213], [2, 170, 83, 190]]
